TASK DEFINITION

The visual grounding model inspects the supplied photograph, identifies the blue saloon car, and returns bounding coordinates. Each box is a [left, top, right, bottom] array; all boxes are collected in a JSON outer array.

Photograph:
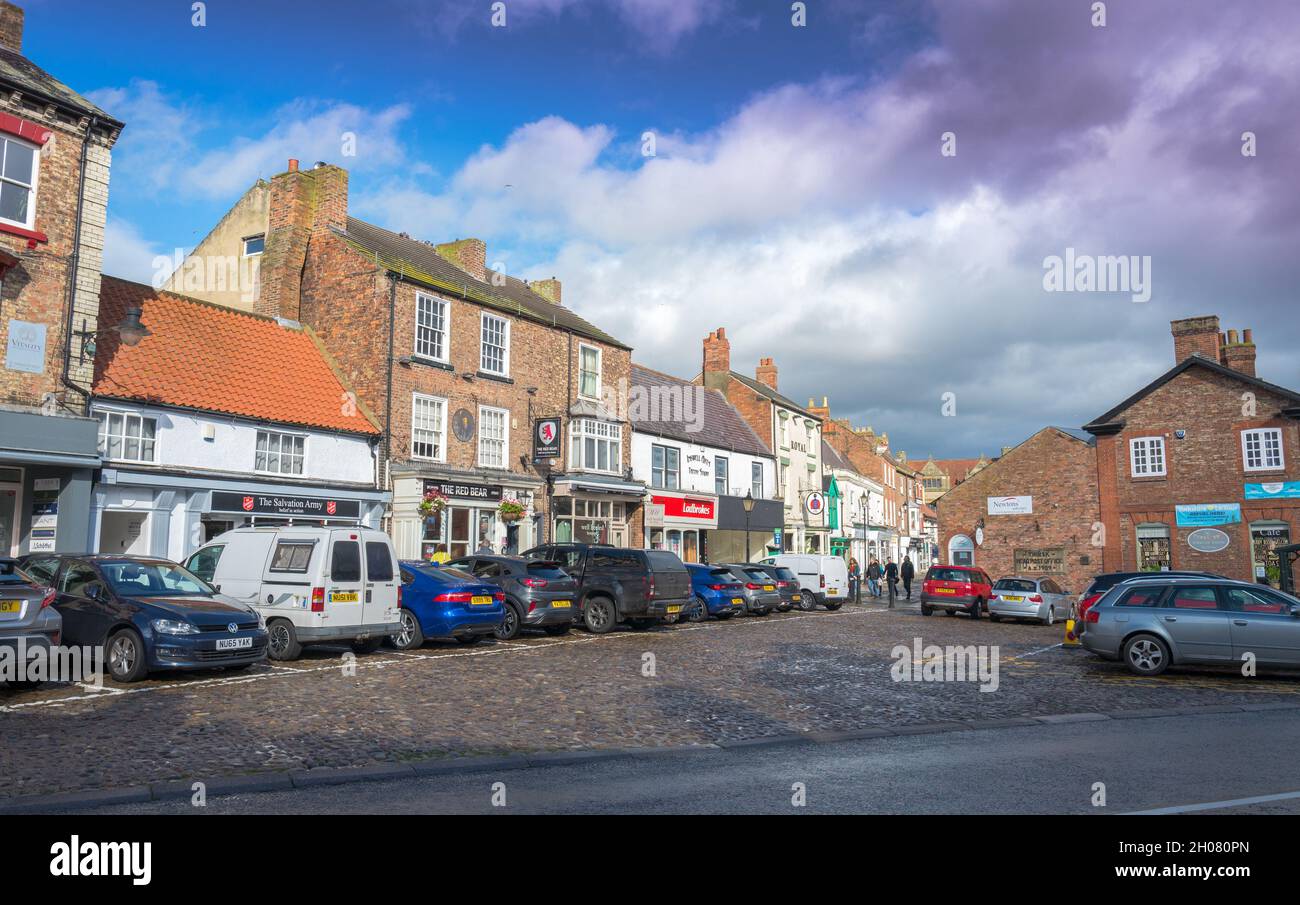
[[683, 563, 746, 622], [393, 561, 505, 648]]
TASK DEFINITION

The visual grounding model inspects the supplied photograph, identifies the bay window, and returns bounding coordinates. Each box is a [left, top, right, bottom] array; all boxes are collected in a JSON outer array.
[[570, 418, 621, 474]]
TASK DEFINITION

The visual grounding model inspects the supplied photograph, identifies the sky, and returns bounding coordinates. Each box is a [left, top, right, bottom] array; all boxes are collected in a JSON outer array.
[[25, 0, 1300, 460]]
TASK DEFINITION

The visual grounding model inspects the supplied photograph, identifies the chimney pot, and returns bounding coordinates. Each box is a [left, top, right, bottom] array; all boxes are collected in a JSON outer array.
[[288, 159, 299, 172], [1243, 328, 1254, 344]]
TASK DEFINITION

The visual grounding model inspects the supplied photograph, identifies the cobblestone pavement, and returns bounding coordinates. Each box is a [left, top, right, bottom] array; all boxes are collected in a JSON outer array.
[[4, 601, 1299, 800]]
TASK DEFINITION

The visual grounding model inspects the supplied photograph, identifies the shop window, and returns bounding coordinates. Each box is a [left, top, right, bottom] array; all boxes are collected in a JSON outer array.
[[1136, 524, 1171, 572], [652, 444, 680, 489], [1242, 428, 1284, 472], [415, 293, 449, 362], [1129, 436, 1166, 477], [715, 456, 729, 496], [579, 343, 602, 400], [1250, 522, 1291, 585], [97, 410, 157, 463], [255, 430, 305, 475], [480, 313, 510, 376]]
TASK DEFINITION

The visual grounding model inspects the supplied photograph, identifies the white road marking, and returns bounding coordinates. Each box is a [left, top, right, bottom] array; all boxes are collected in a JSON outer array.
[[1124, 789, 1300, 815], [1007, 642, 1064, 661]]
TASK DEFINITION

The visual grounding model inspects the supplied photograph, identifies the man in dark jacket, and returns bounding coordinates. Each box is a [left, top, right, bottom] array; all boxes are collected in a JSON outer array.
[[884, 558, 899, 607], [901, 556, 916, 599]]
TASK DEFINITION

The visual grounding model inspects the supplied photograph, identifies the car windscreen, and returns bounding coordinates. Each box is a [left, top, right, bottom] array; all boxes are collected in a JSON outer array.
[[994, 579, 1037, 592], [927, 568, 970, 582], [708, 568, 736, 580], [743, 569, 772, 582], [100, 561, 214, 597], [525, 563, 570, 580]]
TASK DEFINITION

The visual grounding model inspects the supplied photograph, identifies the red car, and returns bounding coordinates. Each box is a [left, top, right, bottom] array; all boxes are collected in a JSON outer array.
[[920, 565, 994, 619]]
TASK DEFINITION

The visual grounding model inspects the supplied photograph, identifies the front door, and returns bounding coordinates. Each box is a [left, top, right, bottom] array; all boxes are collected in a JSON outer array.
[[1158, 586, 1235, 662], [0, 480, 20, 556]]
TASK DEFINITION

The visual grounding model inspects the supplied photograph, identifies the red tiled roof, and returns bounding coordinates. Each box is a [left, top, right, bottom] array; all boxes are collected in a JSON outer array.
[[93, 276, 380, 435], [929, 457, 987, 481]]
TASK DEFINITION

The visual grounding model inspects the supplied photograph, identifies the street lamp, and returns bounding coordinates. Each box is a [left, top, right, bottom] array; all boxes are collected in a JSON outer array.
[[76, 307, 152, 361], [742, 490, 756, 563]]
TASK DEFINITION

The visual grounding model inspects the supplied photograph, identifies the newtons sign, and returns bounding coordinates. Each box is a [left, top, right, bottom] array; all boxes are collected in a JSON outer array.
[[988, 496, 1033, 516]]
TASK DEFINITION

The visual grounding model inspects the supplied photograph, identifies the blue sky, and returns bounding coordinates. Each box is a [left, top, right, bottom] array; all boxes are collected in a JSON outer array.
[[24, 0, 1300, 460]]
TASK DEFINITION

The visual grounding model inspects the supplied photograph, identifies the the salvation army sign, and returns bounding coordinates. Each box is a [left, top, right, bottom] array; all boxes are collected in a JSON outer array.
[[988, 496, 1033, 516], [212, 491, 361, 520], [652, 495, 717, 527], [805, 492, 826, 518], [534, 417, 562, 461]]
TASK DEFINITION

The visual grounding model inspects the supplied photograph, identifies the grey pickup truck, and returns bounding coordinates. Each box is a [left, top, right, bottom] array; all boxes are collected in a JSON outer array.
[[522, 544, 692, 633]]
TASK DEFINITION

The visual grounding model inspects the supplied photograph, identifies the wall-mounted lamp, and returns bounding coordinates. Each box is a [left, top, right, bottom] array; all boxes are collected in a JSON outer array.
[[76, 307, 151, 362]]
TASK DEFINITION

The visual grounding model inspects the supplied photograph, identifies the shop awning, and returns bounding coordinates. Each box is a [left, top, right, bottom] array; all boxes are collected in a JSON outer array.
[[716, 495, 784, 532], [554, 474, 648, 497]]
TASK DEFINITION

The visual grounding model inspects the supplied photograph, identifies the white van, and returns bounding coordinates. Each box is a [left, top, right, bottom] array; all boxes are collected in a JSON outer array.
[[185, 526, 401, 661], [759, 554, 849, 610]]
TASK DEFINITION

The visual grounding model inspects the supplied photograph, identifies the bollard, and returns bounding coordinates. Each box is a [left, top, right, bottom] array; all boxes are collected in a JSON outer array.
[[1063, 618, 1081, 648]]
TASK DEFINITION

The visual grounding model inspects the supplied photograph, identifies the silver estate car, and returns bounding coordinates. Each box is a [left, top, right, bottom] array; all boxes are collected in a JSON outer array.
[[1080, 576, 1300, 676], [988, 576, 1072, 625], [0, 557, 61, 688]]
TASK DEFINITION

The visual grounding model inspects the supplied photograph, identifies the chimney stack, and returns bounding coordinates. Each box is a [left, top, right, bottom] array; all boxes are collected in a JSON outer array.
[[531, 277, 562, 305], [808, 396, 830, 421], [1171, 315, 1221, 364], [434, 239, 487, 283], [1220, 325, 1258, 378], [0, 2, 24, 54], [702, 327, 731, 390], [755, 357, 778, 390], [259, 160, 350, 319]]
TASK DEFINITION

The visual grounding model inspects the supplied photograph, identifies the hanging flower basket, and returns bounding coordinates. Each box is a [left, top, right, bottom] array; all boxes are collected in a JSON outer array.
[[418, 489, 449, 516], [498, 500, 527, 523]]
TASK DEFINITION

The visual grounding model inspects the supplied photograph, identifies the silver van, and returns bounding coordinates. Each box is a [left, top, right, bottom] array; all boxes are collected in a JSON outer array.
[[186, 527, 401, 661]]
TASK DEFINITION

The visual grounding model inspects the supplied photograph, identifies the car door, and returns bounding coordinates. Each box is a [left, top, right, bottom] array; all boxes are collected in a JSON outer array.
[[362, 538, 398, 625], [1223, 586, 1300, 666], [1158, 585, 1235, 662], [324, 533, 365, 628], [55, 560, 109, 646]]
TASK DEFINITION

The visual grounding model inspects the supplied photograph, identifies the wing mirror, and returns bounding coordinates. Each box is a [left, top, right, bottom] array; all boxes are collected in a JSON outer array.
[[1289, 605, 1300, 619], [85, 582, 104, 600]]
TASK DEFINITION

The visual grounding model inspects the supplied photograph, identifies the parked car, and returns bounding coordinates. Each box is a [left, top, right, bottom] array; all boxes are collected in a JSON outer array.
[[1080, 576, 1300, 676], [683, 563, 746, 622], [988, 576, 1072, 625], [0, 558, 61, 688], [747, 563, 803, 612], [392, 561, 505, 648], [1074, 570, 1225, 623], [445, 555, 577, 639], [34, 555, 266, 683], [719, 563, 783, 616], [919, 565, 994, 618], [185, 526, 401, 661], [523, 544, 692, 633], [758, 554, 848, 610]]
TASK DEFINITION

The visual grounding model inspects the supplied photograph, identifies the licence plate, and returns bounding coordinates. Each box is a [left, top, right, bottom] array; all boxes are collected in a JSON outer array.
[[331, 591, 359, 603], [667, 605, 683, 615], [763, 585, 776, 592], [471, 596, 494, 606], [732, 598, 745, 606], [935, 588, 956, 595], [1001, 595, 1024, 602], [792, 595, 802, 602], [216, 637, 253, 651], [827, 588, 838, 596], [551, 600, 572, 609], [0, 600, 20, 614]]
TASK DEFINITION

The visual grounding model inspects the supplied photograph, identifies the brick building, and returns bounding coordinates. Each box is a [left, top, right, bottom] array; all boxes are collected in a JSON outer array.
[[934, 427, 1101, 595], [1085, 316, 1300, 585], [699, 328, 824, 554], [171, 160, 639, 559], [0, 1, 123, 554], [915, 454, 994, 503]]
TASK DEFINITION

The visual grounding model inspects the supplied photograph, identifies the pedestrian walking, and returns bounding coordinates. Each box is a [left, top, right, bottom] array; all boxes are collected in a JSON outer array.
[[849, 557, 861, 603], [901, 556, 915, 600], [867, 559, 882, 598], [884, 557, 899, 608]]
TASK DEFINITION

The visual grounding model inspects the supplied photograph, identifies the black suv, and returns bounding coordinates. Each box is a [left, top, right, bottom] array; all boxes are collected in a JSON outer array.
[[446, 555, 578, 640], [523, 544, 692, 633]]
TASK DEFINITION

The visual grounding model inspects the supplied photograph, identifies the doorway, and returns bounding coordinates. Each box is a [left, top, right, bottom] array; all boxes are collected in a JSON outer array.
[[0, 478, 19, 556], [100, 510, 150, 555]]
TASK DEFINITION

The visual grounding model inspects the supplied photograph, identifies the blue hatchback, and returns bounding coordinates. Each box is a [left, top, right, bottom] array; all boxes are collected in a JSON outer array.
[[394, 562, 505, 648], [683, 563, 746, 622]]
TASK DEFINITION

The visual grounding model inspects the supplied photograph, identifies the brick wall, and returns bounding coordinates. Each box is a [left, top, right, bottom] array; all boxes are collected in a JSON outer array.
[[936, 428, 1100, 593]]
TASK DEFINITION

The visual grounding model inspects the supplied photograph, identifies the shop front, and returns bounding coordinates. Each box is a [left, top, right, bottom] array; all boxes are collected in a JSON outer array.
[[708, 495, 784, 563], [550, 473, 646, 549], [0, 409, 99, 555], [392, 471, 543, 562], [93, 468, 388, 561], [645, 491, 718, 563]]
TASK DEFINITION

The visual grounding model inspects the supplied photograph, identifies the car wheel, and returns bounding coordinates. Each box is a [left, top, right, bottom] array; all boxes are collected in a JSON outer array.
[[824, 601, 843, 612], [351, 636, 385, 655], [798, 594, 818, 612], [267, 619, 303, 661], [390, 608, 425, 650], [583, 597, 617, 634], [969, 600, 982, 620], [754, 608, 772, 617], [1123, 634, 1170, 677], [1044, 607, 1055, 627], [921, 603, 933, 616], [687, 596, 709, 623], [457, 635, 485, 646], [106, 628, 147, 683], [544, 624, 571, 636], [495, 603, 523, 641]]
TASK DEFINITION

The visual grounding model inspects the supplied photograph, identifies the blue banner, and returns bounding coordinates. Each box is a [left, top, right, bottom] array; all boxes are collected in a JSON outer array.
[[1244, 482, 1300, 500], [1175, 504, 1242, 527]]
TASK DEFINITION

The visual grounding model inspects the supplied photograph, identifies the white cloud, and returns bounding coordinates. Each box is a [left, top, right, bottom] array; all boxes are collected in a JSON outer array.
[[102, 218, 167, 284]]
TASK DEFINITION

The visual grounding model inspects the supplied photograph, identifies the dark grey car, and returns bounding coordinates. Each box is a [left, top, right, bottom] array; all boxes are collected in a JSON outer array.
[[719, 564, 782, 616], [446, 555, 578, 639], [747, 563, 802, 612], [0, 557, 61, 688], [1081, 577, 1300, 676]]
